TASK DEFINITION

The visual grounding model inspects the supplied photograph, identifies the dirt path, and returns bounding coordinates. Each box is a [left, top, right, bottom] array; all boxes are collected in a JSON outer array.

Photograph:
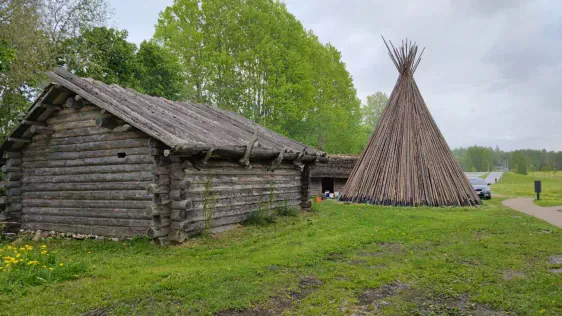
[[503, 198, 562, 228]]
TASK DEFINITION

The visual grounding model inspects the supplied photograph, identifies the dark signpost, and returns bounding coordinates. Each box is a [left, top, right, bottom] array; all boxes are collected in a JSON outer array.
[[534, 180, 542, 200]]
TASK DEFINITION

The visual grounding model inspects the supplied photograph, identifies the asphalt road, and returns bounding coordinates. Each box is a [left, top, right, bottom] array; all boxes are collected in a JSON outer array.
[[464, 172, 504, 184], [485, 172, 503, 184]]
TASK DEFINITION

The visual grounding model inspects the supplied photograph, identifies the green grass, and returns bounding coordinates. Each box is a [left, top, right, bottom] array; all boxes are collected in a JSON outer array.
[[1, 199, 561, 315], [494, 172, 562, 207]]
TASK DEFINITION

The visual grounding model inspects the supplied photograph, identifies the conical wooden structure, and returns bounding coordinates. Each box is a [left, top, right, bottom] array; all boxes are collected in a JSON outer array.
[[341, 38, 480, 206]]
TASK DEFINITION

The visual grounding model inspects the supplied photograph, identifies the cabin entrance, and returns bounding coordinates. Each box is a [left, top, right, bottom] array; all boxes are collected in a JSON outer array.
[[321, 177, 335, 193]]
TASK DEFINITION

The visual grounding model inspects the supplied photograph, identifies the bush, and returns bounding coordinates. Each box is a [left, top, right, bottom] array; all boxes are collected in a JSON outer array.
[[276, 200, 298, 217], [0, 242, 86, 292], [244, 210, 276, 226]]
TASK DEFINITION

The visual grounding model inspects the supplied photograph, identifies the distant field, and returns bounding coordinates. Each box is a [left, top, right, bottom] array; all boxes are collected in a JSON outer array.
[[494, 172, 562, 207]]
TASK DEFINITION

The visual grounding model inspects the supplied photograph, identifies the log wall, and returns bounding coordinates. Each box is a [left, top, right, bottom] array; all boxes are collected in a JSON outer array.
[[168, 159, 303, 237], [310, 177, 323, 197], [19, 105, 154, 237]]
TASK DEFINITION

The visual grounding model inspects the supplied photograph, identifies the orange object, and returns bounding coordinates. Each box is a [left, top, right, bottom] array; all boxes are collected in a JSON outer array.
[[315, 196, 322, 203]]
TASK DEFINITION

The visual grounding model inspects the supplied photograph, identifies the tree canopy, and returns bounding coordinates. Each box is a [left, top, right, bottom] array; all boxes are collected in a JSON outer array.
[[154, 0, 366, 153]]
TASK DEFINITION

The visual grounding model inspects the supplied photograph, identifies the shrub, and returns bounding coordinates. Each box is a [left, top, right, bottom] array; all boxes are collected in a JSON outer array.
[[277, 200, 298, 217], [0, 242, 86, 292]]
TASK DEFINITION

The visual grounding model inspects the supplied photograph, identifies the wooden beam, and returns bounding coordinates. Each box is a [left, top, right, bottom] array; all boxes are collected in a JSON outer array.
[[2, 152, 21, 159], [22, 120, 47, 126], [8, 137, 31, 143], [39, 103, 62, 110]]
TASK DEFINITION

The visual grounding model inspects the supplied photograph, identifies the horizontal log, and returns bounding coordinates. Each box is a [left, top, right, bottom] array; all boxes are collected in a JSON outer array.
[[7, 188, 21, 196], [148, 138, 165, 148], [28, 132, 146, 148], [23, 120, 47, 126], [6, 158, 22, 166], [147, 227, 169, 238], [51, 119, 97, 131], [170, 179, 191, 190], [146, 184, 169, 194], [168, 229, 187, 243], [170, 199, 193, 211], [22, 171, 153, 184], [7, 203, 22, 212], [0, 196, 21, 204], [22, 190, 152, 201], [26, 138, 148, 154], [64, 97, 83, 109], [21, 181, 152, 192], [147, 204, 170, 216], [2, 165, 20, 172], [46, 111, 111, 125], [6, 172, 23, 181], [23, 199, 148, 209], [170, 209, 188, 221], [21, 222, 148, 237], [21, 147, 149, 162], [112, 124, 133, 133], [8, 137, 31, 143], [23, 163, 153, 176], [2, 151, 21, 159], [152, 166, 169, 175], [96, 117, 118, 129], [30, 125, 55, 134], [22, 155, 153, 168], [22, 214, 150, 228], [169, 189, 187, 201], [0, 181, 21, 189], [23, 207, 151, 220], [151, 215, 171, 227]]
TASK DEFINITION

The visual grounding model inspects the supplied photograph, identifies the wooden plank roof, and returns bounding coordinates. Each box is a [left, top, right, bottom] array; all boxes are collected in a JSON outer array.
[[0, 68, 325, 162]]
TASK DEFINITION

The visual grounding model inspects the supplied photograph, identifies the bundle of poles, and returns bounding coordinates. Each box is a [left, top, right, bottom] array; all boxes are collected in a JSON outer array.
[[340, 37, 480, 207]]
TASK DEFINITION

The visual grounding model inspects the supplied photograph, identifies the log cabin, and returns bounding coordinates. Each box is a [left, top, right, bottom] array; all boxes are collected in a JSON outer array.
[[310, 155, 358, 196], [0, 68, 328, 244]]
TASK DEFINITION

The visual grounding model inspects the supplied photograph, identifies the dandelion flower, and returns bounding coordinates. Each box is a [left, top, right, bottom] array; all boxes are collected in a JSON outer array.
[[42, 265, 46, 268], [7, 246, 13, 250], [48, 267, 53, 271], [59, 263, 64, 267], [15, 253, 20, 258], [41, 245, 47, 249]]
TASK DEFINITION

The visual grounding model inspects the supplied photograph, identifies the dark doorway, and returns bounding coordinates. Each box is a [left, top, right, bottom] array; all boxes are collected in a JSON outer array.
[[321, 177, 335, 193]]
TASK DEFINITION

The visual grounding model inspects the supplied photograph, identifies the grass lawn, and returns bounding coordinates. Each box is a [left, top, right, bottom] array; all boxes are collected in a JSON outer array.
[[1, 198, 562, 315], [494, 172, 562, 207]]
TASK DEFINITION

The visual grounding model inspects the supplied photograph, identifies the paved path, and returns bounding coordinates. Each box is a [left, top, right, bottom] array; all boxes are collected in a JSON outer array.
[[484, 172, 503, 185], [465, 172, 487, 178], [503, 198, 562, 228]]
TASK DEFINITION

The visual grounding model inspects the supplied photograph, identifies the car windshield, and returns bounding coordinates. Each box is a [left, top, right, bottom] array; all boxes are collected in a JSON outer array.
[[469, 178, 486, 185]]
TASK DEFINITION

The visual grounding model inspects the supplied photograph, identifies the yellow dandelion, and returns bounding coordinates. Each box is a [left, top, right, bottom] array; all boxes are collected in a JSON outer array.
[[540, 309, 545, 314], [15, 253, 20, 258], [41, 245, 47, 249], [87, 251, 91, 254], [48, 267, 53, 271], [41, 251, 48, 255], [19, 247, 25, 251], [59, 263, 64, 267], [42, 265, 46, 268], [7, 246, 13, 250]]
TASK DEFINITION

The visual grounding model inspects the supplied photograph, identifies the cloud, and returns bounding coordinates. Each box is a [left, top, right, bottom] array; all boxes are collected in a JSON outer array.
[[283, 0, 562, 151]]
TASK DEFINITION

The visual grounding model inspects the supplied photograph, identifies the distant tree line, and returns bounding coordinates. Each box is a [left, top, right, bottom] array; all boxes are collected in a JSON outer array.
[[451, 146, 562, 175]]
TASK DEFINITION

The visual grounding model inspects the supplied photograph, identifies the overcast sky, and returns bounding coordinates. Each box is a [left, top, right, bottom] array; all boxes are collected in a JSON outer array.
[[109, 0, 562, 151]]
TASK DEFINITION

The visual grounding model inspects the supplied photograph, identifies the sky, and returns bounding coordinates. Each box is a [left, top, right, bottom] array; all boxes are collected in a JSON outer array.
[[109, 0, 562, 151]]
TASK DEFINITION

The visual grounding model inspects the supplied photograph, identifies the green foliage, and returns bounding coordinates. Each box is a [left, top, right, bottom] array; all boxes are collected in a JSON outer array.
[[276, 199, 298, 217], [529, 164, 536, 173], [0, 0, 111, 139], [362, 91, 388, 129], [512, 151, 528, 175], [155, 0, 365, 154], [244, 202, 277, 226], [63, 27, 139, 86], [2, 200, 562, 314], [136, 41, 187, 100]]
